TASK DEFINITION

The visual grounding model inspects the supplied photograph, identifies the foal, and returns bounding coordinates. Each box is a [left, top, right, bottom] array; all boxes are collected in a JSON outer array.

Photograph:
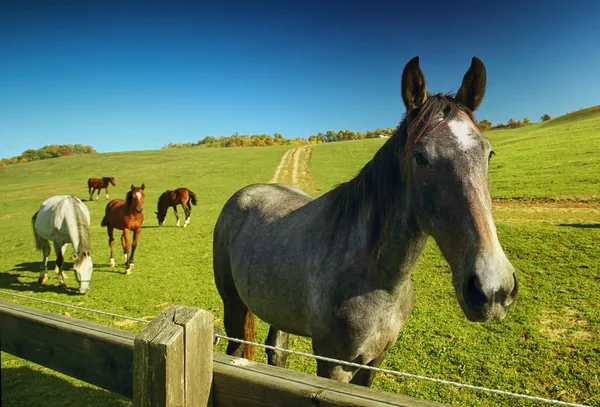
[[101, 184, 145, 274], [156, 187, 198, 227], [88, 177, 116, 201]]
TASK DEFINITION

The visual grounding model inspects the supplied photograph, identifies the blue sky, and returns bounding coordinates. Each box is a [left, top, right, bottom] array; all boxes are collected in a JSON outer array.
[[1, 0, 599, 158]]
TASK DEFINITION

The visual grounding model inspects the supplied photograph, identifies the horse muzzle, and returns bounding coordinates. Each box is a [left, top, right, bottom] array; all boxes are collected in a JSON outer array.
[[460, 272, 518, 322]]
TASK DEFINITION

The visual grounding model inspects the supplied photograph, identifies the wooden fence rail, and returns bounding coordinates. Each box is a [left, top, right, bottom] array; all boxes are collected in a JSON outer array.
[[0, 300, 447, 407]]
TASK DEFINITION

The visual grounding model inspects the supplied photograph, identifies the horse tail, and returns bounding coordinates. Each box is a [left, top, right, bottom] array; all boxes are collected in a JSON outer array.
[[100, 215, 108, 227], [188, 190, 198, 206], [242, 310, 255, 360], [31, 211, 46, 251]]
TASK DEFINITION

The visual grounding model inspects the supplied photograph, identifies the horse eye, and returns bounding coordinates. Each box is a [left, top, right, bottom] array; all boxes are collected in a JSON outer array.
[[414, 152, 429, 167]]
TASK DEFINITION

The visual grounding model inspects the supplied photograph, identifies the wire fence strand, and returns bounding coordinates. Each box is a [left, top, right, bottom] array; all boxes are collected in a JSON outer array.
[[0, 290, 591, 407]]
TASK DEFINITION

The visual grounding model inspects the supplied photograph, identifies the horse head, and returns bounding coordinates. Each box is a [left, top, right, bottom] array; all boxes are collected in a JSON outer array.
[[156, 191, 170, 226], [127, 184, 145, 213], [401, 57, 518, 322], [73, 250, 93, 295]]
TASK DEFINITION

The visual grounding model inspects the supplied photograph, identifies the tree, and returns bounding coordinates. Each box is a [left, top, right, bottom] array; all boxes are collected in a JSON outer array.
[[517, 120, 524, 128], [524, 117, 530, 126], [478, 119, 492, 131], [325, 130, 338, 143], [541, 114, 552, 121]]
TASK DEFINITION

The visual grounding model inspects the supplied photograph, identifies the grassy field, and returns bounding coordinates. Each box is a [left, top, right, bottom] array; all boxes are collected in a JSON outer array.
[[1, 106, 600, 407]]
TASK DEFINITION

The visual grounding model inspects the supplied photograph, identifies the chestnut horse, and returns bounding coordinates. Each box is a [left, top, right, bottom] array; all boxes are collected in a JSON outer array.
[[88, 177, 116, 201], [101, 184, 145, 274], [156, 187, 198, 227]]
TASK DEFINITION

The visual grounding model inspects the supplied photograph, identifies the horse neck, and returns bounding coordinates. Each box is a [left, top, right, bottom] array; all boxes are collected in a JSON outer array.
[[68, 198, 90, 256], [327, 123, 427, 289]]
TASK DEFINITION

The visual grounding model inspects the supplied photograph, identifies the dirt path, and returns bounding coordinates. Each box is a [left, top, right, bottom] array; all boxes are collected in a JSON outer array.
[[270, 146, 318, 194], [270, 148, 294, 184]]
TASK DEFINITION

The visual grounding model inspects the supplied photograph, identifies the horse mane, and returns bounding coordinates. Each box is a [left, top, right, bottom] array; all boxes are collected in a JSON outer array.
[[126, 190, 133, 206], [69, 196, 91, 256], [328, 93, 475, 256]]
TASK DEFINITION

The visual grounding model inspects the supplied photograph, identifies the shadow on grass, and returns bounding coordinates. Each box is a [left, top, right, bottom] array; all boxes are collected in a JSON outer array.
[[10, 262, 42, 273], [1, 365, 130, 407], [559, 223, 600, 229], [0, 271, 82, 296]]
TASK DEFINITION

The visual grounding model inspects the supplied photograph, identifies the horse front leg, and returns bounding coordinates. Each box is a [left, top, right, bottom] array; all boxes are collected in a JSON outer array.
[[349, 352, 388, 387], [315, 358, 356, 383], [88, 187, 93, 201], [126, 228, 141, 274], [121, 229, 130, 273], [266, 326, 289, 367], [38, 241, 51, 284], [173, 206, 180, 227]]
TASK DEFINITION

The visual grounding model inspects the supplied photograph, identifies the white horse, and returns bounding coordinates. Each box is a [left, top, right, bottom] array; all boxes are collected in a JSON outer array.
[[32, 196, 94, 294]]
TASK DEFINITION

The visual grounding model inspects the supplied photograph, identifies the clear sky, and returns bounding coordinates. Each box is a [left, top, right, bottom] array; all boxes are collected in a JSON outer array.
[[1, 0, 599, 158]]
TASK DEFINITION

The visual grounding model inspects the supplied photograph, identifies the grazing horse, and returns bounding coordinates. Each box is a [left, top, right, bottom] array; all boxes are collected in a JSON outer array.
[[155, 187, 198, 227], [101, 184, 145, 274], [32, 196, 93, 294], [213, 57, 518, 386], [88, 177, 116, 201]]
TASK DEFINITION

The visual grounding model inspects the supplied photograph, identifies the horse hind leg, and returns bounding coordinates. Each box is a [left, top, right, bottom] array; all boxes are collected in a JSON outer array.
[[183, 202, 191, 227], [105, 187, 109, 200], [108, 227, 116, 267], [223, 298, 253, 358], [214, 235, 253, 359], [266, 326, 290, 367], [54, 243, 67, 288]]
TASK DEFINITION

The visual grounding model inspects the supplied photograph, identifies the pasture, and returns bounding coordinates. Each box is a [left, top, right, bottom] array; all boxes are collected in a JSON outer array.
[[1, 106, 600, 407]]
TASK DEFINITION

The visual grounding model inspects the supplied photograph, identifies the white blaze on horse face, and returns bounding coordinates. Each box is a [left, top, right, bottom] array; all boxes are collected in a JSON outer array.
[[135, 192, 142, 200], [448, 119, 479, 150]]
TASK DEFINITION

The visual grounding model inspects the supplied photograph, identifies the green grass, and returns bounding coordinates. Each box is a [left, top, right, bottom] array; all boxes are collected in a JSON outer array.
[[2, 107, 600, 407]]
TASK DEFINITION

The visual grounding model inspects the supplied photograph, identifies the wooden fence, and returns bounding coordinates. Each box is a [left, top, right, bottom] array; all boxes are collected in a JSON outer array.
[[0, 300, 448, 407]]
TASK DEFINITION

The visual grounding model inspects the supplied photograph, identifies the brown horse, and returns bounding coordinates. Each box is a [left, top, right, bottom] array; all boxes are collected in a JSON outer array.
[[88, 177, 116, 201], [156, 187, 198, 227], [101, 184, 145, 274]]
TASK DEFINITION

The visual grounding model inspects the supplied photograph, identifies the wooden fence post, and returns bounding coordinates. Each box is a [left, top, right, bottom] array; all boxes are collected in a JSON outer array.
[[133, 305, 214, 407]]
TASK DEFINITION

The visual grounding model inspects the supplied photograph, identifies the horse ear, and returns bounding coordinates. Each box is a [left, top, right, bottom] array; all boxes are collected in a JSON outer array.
[[73, 253, 78, 260], [401, 56, 427, 111], [130, 184, 135, 190], [171, 191, 177, 200], [456, 57, 486, 111], [141, 184, 145, 190], [155, 211, 158, 215]]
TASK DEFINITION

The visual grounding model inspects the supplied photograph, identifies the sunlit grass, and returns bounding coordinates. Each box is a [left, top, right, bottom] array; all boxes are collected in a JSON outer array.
[[1, 106, 599, 406]]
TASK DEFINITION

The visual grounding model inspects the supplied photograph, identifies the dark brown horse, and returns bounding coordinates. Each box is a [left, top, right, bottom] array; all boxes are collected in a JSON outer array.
[[101, 184, 145, 274], [156, 187, 198, 227], [88, 177, 116, 201]]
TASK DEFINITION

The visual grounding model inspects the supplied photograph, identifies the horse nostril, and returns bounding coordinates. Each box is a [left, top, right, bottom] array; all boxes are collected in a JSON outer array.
[[464, 275, 488, 309]]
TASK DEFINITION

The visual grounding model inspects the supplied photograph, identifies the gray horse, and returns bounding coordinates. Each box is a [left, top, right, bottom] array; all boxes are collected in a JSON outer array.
[[213, 56, 518, 386]]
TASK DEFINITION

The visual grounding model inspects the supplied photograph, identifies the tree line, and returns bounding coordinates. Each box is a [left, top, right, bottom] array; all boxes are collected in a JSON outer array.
[[163, 128, 396, 149], [0, 144, 97, 167], [479, 114, 552, 131]]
